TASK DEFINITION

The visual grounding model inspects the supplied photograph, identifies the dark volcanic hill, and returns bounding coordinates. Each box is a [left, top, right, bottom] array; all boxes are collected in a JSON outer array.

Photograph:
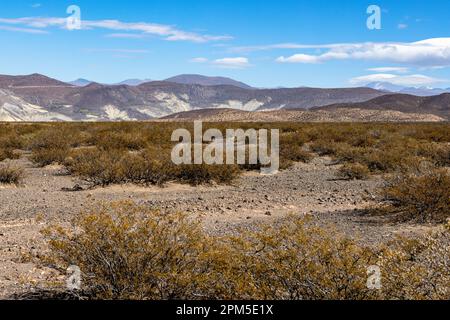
[[314, 93, 450, 120], [0, 73, 389, 121], [165, 74, 253, 89]]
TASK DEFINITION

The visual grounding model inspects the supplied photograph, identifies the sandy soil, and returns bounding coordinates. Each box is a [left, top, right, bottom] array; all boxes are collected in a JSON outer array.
[[0, 156, 438, 298]]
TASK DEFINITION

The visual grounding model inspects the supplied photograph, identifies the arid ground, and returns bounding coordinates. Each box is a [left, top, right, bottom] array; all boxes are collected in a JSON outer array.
[[0, 122, 448, 299], [0, 154, 440, 298]]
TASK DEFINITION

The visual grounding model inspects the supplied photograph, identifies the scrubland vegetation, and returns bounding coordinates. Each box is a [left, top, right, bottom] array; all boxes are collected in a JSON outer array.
[[0, 122, 448, 223], [0, 122, 449, 221], [1, 122, 449, 300], [40, 202, 448, 300]]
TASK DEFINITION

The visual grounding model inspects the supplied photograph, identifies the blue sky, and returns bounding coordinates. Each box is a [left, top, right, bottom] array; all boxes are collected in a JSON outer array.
[[1, 0, 450, 88]]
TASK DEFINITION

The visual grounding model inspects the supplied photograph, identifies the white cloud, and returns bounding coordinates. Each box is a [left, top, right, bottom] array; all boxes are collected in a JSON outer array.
[[272, 38, 450, 67], [190, 57, 208, 63], [84, 48, 149, 54], [230, 43, 345, 53], [0, 17, 232, 43], [189, 57, 251, 69], [398, 23, 408, 29], [31, 3, 42, 8], [105, 33, 147, 39], [367, 67, 409, 73], [213, 57, 250, 69], [0, 25, 47, 34], [350, 73, 446, 87]]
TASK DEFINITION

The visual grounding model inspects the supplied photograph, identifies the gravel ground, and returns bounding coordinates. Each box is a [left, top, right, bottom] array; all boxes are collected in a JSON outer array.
[[0, 155, 438, 298]]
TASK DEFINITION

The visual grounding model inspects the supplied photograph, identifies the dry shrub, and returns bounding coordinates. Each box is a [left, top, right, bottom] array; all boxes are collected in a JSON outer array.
[[29, 129, 70, 167], [417, 143, 450, 167], [0, 132, 24, 150], [280, 145, 313, 164], [65, 148, 126, 186], [309, 139, 338, 156], [41, 202, 210, 299], [378, 230, 450, 300], [95, 131, 148, 151], [41, 202, 449, 300], [0, 164, 24, 185], [119, 150, 174, 186], [379, 167, 450, 223], [30, 148, 70, 167], [175, 163, 240, 186], [0, 132, 23, 161], [0, 148, 21, 161], [66, 147, 239, 187], [337, 163, 370, 180]]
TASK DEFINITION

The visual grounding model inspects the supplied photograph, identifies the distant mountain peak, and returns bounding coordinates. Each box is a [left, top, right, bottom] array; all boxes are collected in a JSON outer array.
[[69, 78, 93, 87], [366, 81, 450, 97], [164, 74, 253, 89], [116, 79, 152, 86]]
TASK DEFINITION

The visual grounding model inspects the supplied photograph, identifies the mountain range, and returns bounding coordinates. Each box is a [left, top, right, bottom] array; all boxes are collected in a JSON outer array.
[[0, 73, 448, 122], [313, 93, 450, 120], [366, 82, 450, 97]]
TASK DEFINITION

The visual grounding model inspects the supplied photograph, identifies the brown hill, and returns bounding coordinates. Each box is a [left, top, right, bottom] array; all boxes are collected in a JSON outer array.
[[161, 108, 445, 122], [314, 93, 450, 120], [0, 73, 71, 88], [164, 74, 253, 89]]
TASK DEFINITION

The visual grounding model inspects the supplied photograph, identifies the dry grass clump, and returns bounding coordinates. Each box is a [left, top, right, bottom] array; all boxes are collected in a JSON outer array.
[[0, 164, 25, 185], [40, 202, 449, 300], [337, 163, 370, 180], [379, 167, 450, 223]]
